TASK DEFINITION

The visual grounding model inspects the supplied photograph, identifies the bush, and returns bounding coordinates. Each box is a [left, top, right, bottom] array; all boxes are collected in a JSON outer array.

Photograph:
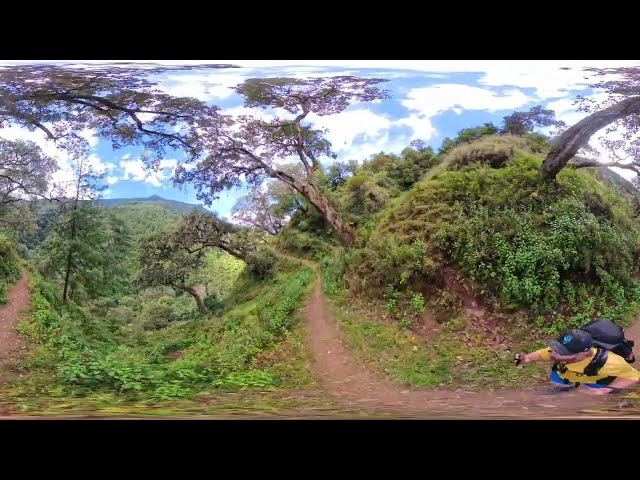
[[141, 296, 189, 331], [246, 248, 277, 279], [343, 146, 640, 330], [0, 233, 20, 284], [446, 135, 527, 169], [203, 294, 224, 314]]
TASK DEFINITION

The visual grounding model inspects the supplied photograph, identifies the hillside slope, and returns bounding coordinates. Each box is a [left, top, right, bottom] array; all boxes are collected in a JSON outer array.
[[99, 195, 209, 215], [293, 136, 640, 389]]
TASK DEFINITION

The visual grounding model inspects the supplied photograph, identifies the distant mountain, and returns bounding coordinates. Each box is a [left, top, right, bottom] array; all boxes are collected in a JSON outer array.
[[18, 196, 211, 251], [99, 195, 209, 215]]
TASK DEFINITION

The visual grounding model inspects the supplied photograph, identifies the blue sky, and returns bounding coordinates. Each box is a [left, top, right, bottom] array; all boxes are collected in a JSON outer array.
[[2, 60, 639, 219]]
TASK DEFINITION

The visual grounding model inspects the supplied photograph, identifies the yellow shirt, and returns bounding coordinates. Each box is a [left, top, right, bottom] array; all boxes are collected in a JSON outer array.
[[535, 347, 640, 384]]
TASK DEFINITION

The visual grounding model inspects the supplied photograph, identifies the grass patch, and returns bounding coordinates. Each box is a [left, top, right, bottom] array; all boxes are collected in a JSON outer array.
[[322, 259, 549, 389]]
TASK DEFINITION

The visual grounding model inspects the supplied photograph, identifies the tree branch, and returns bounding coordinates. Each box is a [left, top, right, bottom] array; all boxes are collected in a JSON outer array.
[[0, 110, 57, 140], [51, 94, 199, 158], [571, 156, 640, 174], [541, 95, 640, 180]]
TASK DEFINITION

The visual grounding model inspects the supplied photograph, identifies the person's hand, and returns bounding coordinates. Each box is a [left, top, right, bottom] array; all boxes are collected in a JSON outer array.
[[514, 353, 525, 366]]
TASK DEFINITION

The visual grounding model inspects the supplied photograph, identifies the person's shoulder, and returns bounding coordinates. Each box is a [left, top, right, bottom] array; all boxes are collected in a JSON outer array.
[[606, 351, 632, 364], [603, 351, 640, 375]]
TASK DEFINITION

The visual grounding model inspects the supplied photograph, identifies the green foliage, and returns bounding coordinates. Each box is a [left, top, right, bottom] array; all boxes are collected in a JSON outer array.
[[35, 202, 132, 301], [198, 250, 245, 299], [140, 296, 191, 331], [274, 210, 337, 261], [451, 198, 640, 317], [16, 259, 315, 403], [438, 123, 499, 155], [203, 295, 224, 314], [246, 248, 277, 280], [326, 147, 439, 229], [346, 145, 640, 332], [110, 202, 182, 239], [446, 135, 526, 169], [344, 236, 433, 293], [323, 291, 545, 388], [409, 291, 426, 313], [0, 233, 21, 303]]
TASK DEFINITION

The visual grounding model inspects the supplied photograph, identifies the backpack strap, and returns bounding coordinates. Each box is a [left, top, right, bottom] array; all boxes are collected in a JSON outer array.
[[584, 347, 608, 377]]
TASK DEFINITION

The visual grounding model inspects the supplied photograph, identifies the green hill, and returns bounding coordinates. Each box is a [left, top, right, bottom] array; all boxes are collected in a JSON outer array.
[[99, 195, 210, 215]]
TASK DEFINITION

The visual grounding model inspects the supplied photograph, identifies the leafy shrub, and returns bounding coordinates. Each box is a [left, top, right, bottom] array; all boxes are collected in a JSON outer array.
[[446, 135, 527, 169], [344, 147, 640, 331], [246, 248, 277, 279], [17, 262, 315, 401]]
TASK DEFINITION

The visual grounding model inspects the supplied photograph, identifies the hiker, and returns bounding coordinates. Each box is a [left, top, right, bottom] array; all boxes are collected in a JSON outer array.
[[514, 328, 640, 395]]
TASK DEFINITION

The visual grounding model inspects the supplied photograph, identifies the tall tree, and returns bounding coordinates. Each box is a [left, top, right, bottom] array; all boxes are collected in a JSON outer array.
[[137, 209, 261, 314], [174, 76, 389, 247], [0, 139, 58, 231], [541, 66, 640, 180], [38, 157, 128, 302], [176, 210, 259, 262], [0, 139, 57, 202], [500, 106, 565, 136], [137, 232, 209, 314], [0, 64, 225, 161]]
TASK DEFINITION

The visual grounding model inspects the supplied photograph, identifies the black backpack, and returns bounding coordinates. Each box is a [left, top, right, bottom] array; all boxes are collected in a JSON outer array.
[[580, 318, 635, 377]]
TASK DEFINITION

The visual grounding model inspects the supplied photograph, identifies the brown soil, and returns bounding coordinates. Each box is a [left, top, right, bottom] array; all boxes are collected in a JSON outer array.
[[0, 269, 30, 373]]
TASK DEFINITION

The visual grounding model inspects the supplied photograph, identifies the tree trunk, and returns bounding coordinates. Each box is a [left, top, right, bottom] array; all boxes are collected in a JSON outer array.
[[183, 286, 209, 315], [540, 96, 640, 181], [63, 156, 83, 303], [62, 249, 73, 302], [273, 171, 356, 248], [62, 214, 77, 303], [307, 186, 356, 247]]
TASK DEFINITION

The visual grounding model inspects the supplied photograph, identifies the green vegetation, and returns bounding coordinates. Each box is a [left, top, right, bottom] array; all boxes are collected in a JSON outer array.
[[344, 138, 640, 333], [9, 256, 316, 410], [297, 132, 640, 388], [0, 234, 21, 303]]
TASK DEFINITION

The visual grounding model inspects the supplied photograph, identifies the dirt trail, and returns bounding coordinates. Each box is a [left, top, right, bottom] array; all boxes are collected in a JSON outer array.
[[280, 250, 640, 417], [0, 269, 29, 371]]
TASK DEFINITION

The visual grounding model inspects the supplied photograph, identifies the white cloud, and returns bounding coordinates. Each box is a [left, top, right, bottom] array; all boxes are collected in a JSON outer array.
[[402, 84, 530, 118], [6, 60, 639, 100], [339, 133, 410, 162], [394, 84, 530, 141], [85, 153, 116, 175], [395, 115, 436, 141], [309, 109, 392, 153], [157, 73, 249, 101], [106, 176, 119, 185], [216, 60, 640, 99], [220, 104, 404, 164], [78, 129, 99, 148], [547, 97, 590, 127], [119, 155, 178, 187]]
